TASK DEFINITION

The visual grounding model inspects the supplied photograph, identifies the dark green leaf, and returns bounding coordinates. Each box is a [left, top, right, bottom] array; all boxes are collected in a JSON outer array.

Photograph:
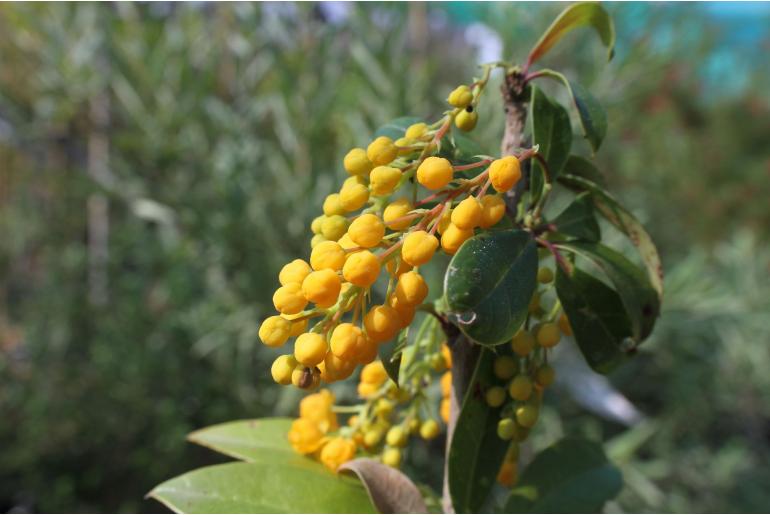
[[559, 173, 664, 299], [448, 348, 509, 513], [556, 241, 660, 342], [530, 85, 572, 201], [375, 116, 422, 140], [440, 129, 487, 167], [555, 266, 629, 373], [379, 329, 408, 385], [527, 2, 616, 66], [534, 71, 607, 152], [503, 438, 623, 513], [551, 192, 601, 242], [562, 155, 606, 187], [149, 461, 376, 514], [444, 230, 538, 346], [187, 418, 295, 463]]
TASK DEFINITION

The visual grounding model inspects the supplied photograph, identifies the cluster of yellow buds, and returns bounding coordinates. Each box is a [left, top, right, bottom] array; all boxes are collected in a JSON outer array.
[[482, 266, 573, 485], [260, 72, 540, 472]]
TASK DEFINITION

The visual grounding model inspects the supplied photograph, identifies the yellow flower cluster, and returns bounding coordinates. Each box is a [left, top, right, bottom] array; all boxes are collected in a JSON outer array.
[[267, 74, 536, 472]]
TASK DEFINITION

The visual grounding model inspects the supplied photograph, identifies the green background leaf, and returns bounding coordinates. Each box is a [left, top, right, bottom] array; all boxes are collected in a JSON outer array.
[[374, 116, 422, 139], [531, 85, 573, 201], [444, 230, 538, 345], [448, 348, 509, 513], [556, 241, 660, 342], [527, 2, 616, 65], [149, 461, 376, 514], [555, 266, 629, 373], [187, 418, 296, 463], [551, 192, 601, 242], [559, 173, 664, 299], [503, 437, 623, 513]]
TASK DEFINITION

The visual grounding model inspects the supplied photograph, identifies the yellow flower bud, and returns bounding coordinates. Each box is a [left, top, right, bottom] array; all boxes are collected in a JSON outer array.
[[321, 214, 349, 241], [509, 374, 533, 401], [479, 195, 506, 228], [360, 360, 388, 386], [294, 332, 328, 366], [343, 148, 373, 176], [401, 230, 438, 267], [455, 108, 478, 132], [489, 156, 522, 193], [330, 323, 364, 361], [339, 182, 370, 212], [440, 398, 451, 423], [369, 166, 402, 196], [299, 388, 338, 432], [558, 312, 573, 337], [311, 234, 327, 248], [348, 213, 385, 248], [323, 193, 346, 216], [259, 315, 292, 347], [537, 323, 561, 348], [535, 364, 556, 387], [385, 257, 412, 278], [364, 304, 401, 343], [287, 317, 308, 337], [485, 386, 507, 407], [493, 355, 517, 380], [394, 271, 428, 306], [320, 437, 357, 472], [416, 156, 453, 190], [447, 85, 473, 108], [311, 215, 326, 235], [451, 197, 482, 230], [273, 283, 308, 315], [383, 198, 414, 230], [342, 250, 381, 287], [310, 241, 346, 271], [511, 328, 535, 356], [279, 259, 312, 286], [515, 404, 539, 428], [405, 122, 428, 140], [440, 223, 473, 255], [271, 354, 297, 385], [382, 447, 402, 468], [419, 419, 440, 440], [366, 136, 398, 167], [537, 267, 554, 284], [386, 426, 408, 447], [301, 269, 341, 308], [288, 418, 325, 454]]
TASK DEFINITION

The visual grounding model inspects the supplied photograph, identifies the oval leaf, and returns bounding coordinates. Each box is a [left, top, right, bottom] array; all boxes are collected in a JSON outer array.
[[555, 266, 629, 373], [448, 348, 509, 513], [534, 70, 607, 152], [530, 85, 572, 201], [550, 192, 601, 242], [444, 230, 538, 346], [528, 2, 616, 66], [503, 437, 623, 513], [340, 458, 428, 514], [556, 241, 660, 343], [559, 173, 664, 299], [149, 461, 376, 514], [563, 155, 606, 187], [187, 418, 295, 463]]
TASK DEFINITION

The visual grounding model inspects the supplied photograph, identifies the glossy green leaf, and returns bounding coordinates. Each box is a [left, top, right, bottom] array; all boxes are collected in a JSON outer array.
[[503, 438, 623, 513], [448, 348, 509, 513], [149, 461, 376, 514], [374, 116, 421, 140], [559, 173, 664, 299], [444, 230, 538, 346], [556, 241, 660, 343], [535, 70, 607, 152], [530, 85, 572, 201], [187, 418, 295, 463], [551, 192, 601, 242], [555, 266, 629, 373], [527, 2, 615, 66]]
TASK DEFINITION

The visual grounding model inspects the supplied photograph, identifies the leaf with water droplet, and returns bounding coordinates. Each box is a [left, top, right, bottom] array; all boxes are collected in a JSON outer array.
[[444, 230, 538, 346]]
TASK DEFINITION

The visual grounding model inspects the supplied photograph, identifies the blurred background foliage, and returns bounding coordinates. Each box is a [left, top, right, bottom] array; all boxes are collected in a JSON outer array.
[[1, 2, 769, 513]]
